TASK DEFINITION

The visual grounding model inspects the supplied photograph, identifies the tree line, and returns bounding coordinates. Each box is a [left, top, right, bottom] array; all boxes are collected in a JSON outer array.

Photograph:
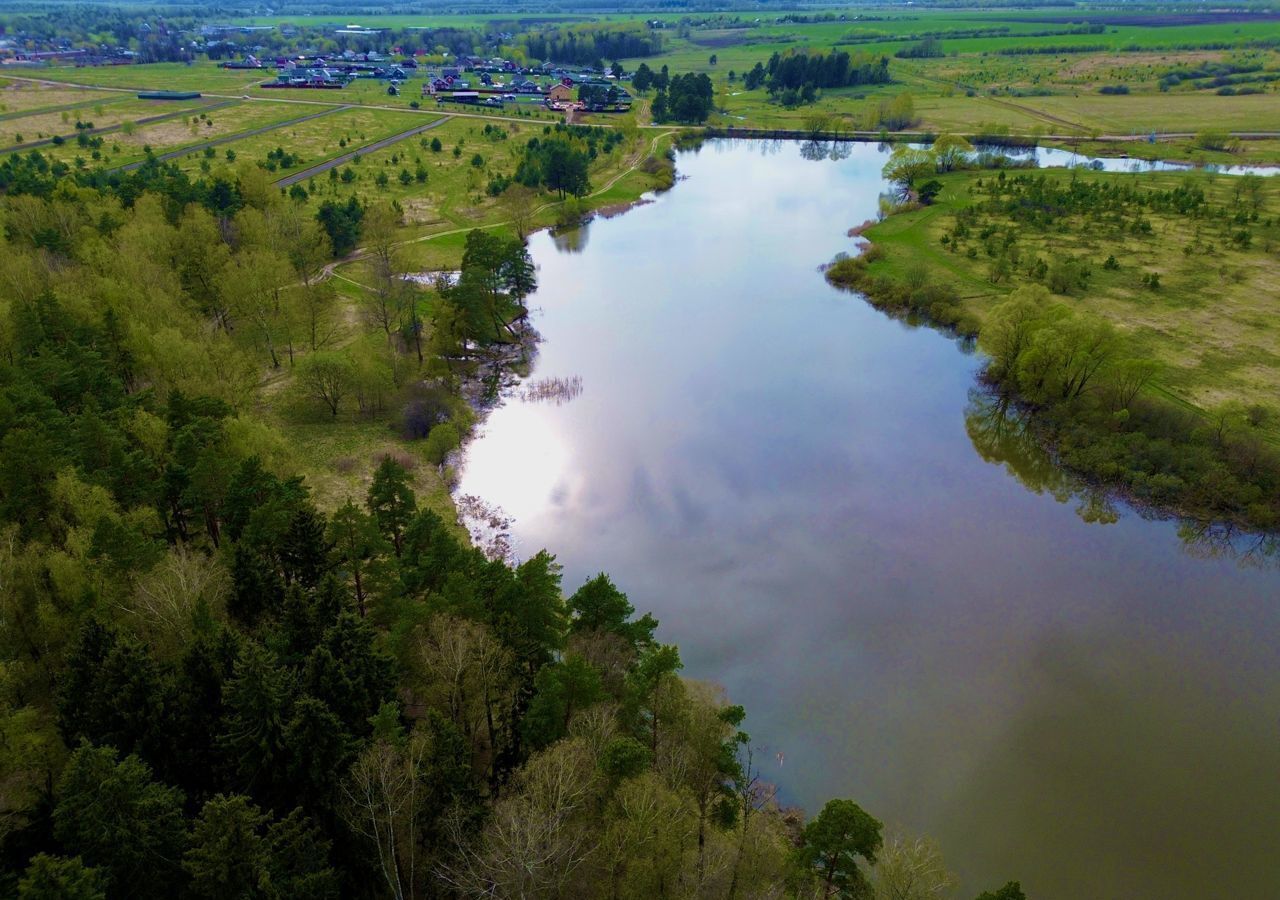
[[521, 24, 661, 67], [745, 49, 891, 92]]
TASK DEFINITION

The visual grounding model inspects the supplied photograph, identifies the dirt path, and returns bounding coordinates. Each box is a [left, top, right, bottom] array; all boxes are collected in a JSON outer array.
[[275, 115, 452, 186]]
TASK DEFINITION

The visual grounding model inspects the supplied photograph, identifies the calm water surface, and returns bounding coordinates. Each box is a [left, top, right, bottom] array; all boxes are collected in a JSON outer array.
[[456, 141, 1280, 899]]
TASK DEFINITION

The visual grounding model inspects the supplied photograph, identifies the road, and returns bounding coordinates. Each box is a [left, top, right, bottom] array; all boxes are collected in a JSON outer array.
[[6, 74, 1280, 145], [109, 104, 352, 173], [274, 115, 452, 186]]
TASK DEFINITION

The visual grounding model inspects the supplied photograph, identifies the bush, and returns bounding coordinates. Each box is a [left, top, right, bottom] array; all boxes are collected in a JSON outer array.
[[424, 422, 461, 465], [400, 383, 454, 439], [1194, 129, 1236, 152]]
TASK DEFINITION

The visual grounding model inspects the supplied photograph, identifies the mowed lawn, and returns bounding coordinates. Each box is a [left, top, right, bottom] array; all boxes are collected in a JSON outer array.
[[41, 99, 310, 168], [0, 95, 211, 148], [862, 169, 1280, 415], [176, 106, 429, 175], [0, 78, 123, 115]]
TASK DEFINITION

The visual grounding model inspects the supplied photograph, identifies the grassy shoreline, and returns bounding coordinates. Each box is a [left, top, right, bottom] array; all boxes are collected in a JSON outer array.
[[267, 131, 677, 532], [826, 164, 1280, 532]]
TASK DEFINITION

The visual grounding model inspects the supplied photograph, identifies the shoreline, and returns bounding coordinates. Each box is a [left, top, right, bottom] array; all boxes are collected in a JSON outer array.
[[826, 217, 1280, 544]]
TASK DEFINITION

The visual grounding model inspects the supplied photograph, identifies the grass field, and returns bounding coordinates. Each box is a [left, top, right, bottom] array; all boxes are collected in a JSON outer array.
[[297, 116, 536, 221], [41, 99, 306, 168], [0, 78, 121, 115], [599, 7, 1280, 140], [313, 120, 671, 270], [0, 94, 211, 148], [22, 4, 1280, 153], [859, 168, 1280, 417], [23, 60, 264, 93], [176, 105, 428, 176]]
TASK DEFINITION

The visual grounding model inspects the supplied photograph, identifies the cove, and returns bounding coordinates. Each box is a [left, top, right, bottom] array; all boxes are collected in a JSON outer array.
[[455, 140, 1280, 899]]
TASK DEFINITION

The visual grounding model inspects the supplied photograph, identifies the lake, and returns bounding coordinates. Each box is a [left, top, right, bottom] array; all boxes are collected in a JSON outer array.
[[455, 139, 1280, 899]]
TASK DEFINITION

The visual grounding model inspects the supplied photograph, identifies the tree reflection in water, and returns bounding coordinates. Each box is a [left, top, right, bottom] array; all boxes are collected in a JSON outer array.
[[800, 139, 853, 162], [551, 221, 590, 254], [964, 387, 1118, 524], [966, 388, 1279, 565]]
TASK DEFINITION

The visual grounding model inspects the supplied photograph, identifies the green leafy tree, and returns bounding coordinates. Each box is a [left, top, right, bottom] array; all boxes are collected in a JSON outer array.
[[632, 63, 653, 92], [184, 794, 338, 900], [424, 422, 460, 466], [302, 612, 396, 739], [53, 744, 187, 899], [541, 138, 591, 199], [57, 621, 170, 761], [266, 808, 340, 898], [367, 457, 417, 556], [17, 855, 105, 900], [568, 573, 657, 651], [628, 644, 682, 753], [799, 799, 883, 898], [184, 794, 272, 899], [523, 654, 604, 748], [218, 642, 294, 803], [328, 500, 390, 617]]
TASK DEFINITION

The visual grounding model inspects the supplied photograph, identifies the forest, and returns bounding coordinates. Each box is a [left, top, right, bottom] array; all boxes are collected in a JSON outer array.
[[521, 24, 663, 68], [0, 123, 1026, 898]]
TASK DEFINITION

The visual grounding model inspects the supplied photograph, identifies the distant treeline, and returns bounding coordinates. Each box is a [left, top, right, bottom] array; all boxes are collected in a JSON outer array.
[[996, 36, 1280, 55], [746, 49, 892, 92], [896, 37, 945, 59], [521, 24, 661, 66], [838, 22, 1105, 47]]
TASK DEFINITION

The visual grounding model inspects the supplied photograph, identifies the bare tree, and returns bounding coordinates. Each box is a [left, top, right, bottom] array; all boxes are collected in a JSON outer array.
[[1107, 358, 1159, 412], [363, 203, 406, 340], [872, 832, 957, 900], [415, 614, 514, 782], [598, 771, 696, 900], [123, 544, 230, 656], [342, 732, 431, 900], [440, 738, 599, 899], [297, 352, 354, 419], [223, 248, 293, 368]]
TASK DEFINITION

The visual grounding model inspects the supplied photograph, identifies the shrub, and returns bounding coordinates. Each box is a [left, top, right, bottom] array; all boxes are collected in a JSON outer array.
[[424, 422, 461, 465], [400, 384, 454, 439]]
